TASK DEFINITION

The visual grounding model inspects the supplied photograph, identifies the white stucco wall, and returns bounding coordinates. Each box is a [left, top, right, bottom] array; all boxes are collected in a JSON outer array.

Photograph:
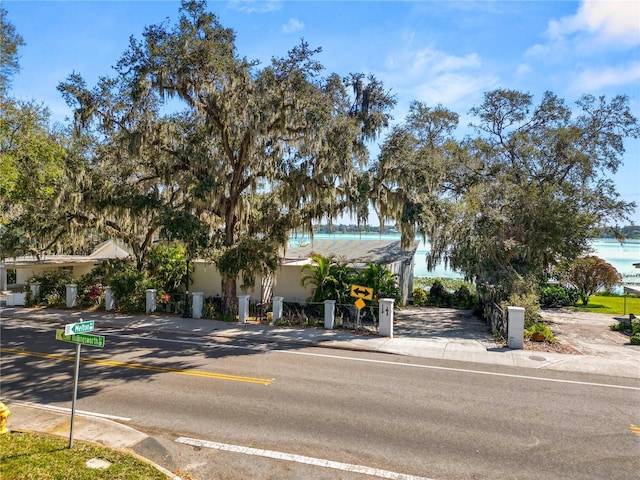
[[273, 264, 313, 302], [190, 261, 312, 303], [190, 261, 224, 297], [15, 263, 96, 284]]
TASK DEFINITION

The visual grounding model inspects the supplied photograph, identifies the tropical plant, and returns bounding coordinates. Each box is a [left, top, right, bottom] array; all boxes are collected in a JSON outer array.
[[357, 261, 400, 303], [145, 244, 188, 293], [301, 254, 355, 303]]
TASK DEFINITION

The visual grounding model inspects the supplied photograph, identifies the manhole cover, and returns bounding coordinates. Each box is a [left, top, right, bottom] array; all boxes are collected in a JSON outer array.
[[529, 356, 547, 362], [86, 458, 112, 470]]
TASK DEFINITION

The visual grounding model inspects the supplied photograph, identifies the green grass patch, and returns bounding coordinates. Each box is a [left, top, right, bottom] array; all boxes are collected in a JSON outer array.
[[570, 295, 640, 316], [0, 431, 169, 480]]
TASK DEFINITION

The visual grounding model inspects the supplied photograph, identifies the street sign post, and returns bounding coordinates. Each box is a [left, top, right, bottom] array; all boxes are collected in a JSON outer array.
[[55, 323, 104, 448], [350, 284, 373, 300], [350, 284, 374, 329], [64, 320, 94, 336]]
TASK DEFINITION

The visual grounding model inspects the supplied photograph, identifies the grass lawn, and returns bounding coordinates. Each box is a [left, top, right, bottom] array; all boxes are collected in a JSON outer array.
[[570, 295, 640, 316], [0, 431, 170, 480]]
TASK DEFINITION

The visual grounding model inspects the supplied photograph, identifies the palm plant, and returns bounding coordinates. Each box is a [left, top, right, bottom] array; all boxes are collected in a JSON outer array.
[[358, 261, 400, 303], [301, 254, 355, 302]]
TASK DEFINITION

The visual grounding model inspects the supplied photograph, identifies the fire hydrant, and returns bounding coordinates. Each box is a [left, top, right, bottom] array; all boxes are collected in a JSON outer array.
[[0, 402, 10, 434]]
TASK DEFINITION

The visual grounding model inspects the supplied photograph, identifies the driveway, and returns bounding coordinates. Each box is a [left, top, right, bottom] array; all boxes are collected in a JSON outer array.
[[394, 306, 639, 361], [394, 306, 500, 348], [539, 308, 639, 360]]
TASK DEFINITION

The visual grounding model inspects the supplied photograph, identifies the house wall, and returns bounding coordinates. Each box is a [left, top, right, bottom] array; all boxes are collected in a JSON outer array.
[[273, 264, 314, 302], [191, 262, 224, 297], [16, 264, 96, 284], [190, 261, 313, 303]]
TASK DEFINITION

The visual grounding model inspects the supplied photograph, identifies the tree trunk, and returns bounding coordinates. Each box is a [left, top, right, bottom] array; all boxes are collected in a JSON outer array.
[[222, 276, 237, 316]]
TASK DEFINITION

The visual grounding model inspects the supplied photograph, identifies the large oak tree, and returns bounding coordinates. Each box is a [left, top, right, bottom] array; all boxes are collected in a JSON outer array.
[[59, 1, 394, 311]]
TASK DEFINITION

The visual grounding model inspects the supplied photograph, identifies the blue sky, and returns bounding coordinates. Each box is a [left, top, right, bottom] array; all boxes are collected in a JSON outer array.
[[5, 0, 640, 223]]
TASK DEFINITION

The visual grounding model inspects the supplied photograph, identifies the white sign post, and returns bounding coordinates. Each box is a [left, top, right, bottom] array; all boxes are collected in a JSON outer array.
[[57, 319, 103, 448]]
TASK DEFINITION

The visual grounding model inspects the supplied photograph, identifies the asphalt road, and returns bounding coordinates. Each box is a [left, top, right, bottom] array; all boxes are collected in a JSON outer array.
[[2, 321, 639, 480]]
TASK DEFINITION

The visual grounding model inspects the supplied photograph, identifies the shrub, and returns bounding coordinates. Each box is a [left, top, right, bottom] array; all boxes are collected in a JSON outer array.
[[25, 270, 73, 306], [524, 322, 557, 343], [539, 284, 579, 307], [76, 284, 103, 308], [501, 291, 541, 328], [412, 287, 428, 306], [110, 269, 148, 313], [452, 285, 475, 308], [428, 280, 452, 307]]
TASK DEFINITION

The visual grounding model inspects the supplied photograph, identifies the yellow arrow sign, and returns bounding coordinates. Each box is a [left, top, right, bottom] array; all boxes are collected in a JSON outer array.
[[350, 284, 373, 300]]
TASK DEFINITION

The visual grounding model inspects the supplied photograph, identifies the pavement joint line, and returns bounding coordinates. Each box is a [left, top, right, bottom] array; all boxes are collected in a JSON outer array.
[[175, 437, 435, 480], [1, 347, 274, 385], [274, 350, 640, 391], [2, 399, 132, 422]]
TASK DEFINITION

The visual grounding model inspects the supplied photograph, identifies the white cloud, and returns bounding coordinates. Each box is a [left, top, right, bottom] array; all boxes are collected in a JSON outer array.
[[516, 64, 532, 76], [282, 18, 304, 34], [383, 46, 497, 110], [571, 62, 640, 91], [547, 0, 640, 46], [227, 0, 282, 14]]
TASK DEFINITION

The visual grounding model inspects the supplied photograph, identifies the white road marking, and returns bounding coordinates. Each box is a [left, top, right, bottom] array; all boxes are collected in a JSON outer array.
[[274, 350, 640, 391], [5, 399, 131, 421], [176, 436, 435, 480], [6, 320, 639, 391]]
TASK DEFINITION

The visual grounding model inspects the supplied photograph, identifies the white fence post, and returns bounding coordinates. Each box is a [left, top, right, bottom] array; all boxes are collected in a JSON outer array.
[[238, 295, 250, 323], [272, 296, 284, 322], [192, 292, 204, 319], [507, 306, 525, 349], [379, 298, 395, 338], [104, 286, 115, 311], [30, 282, 40, 300], [146, 289, 157, 313], [65, 284, 77, 308], [324, 300, 336, 329]]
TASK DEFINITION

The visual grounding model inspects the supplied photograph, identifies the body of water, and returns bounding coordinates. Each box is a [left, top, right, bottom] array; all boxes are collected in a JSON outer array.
[[291, 233, 640, 283]]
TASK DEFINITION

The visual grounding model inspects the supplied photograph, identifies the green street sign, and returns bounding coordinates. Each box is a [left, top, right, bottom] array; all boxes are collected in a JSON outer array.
[[65, 320, 94, 336], [56, 329, 105, 348]]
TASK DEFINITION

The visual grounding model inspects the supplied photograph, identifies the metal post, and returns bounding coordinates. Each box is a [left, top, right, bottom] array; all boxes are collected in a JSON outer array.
[[183, 257, 191, 318], [69, 343, 81, 448]]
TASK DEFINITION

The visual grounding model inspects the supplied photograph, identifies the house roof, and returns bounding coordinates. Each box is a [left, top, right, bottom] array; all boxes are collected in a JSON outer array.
[[281, 238, 418, 266], [5, 240, 130, 266]]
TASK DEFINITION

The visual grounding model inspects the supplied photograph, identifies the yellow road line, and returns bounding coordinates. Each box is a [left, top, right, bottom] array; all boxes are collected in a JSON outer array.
[[1, 347, 273, 385], [630, 425, 640, 435]]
